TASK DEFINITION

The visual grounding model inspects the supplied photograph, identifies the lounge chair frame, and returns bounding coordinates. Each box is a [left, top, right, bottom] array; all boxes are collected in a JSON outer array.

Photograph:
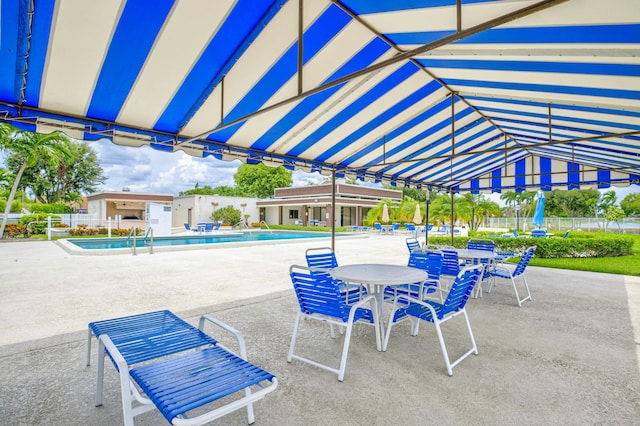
[[87, 310, 277, 425]]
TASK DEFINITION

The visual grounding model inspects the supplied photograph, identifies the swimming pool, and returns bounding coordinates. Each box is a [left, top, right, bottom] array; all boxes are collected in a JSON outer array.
[[57, 230, 356, 255]]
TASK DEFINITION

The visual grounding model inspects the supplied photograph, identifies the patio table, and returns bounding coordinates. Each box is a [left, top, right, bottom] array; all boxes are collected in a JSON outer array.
[[330, 264, 428, 347]]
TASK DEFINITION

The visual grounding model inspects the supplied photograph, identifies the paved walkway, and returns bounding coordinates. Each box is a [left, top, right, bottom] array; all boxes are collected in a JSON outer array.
[[0, 235, 639, 425]]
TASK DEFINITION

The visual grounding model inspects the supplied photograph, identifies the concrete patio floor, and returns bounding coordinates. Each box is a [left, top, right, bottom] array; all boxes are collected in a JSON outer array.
[[0, 234, 639, 425]]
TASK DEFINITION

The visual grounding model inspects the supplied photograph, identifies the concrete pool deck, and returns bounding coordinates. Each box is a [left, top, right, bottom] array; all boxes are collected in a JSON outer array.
[[0, 234, 639, 425]]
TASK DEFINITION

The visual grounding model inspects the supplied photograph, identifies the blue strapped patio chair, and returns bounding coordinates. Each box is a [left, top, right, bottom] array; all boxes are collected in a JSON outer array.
[[288, 265, 381, 381], [184, 223, 197, 232], [405, 223, 416, 235], [466, 238, 496, 297], [373, 222, 384, 233], [384, 250, 442, 302], [439, 248, 462, 288], [383, 264, 484, 376], [305, 247, 365, 303], [531, 229, 547, 238], [406, 237, 421, 253], [487, 246, 536, 307], [87, 310, 277, 425]]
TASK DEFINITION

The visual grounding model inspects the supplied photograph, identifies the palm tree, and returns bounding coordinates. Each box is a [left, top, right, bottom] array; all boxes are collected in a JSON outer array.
[[0, 128, 72, 238]]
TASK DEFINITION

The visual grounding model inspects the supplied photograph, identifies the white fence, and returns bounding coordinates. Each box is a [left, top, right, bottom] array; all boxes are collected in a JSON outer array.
[[483, 217, 640, 234], [1, 213, 145, 230]]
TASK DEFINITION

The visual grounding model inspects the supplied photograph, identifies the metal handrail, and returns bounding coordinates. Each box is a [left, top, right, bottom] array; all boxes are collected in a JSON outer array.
[[126, 228, 138, 255], [259, 220, 272, 233], [233, 221, 249, 230], [143, 227, 154, 254]]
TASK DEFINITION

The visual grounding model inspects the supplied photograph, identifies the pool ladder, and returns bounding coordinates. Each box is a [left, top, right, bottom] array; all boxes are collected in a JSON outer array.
[[259, 221, 272, 233], [127, 227, 154, 255]]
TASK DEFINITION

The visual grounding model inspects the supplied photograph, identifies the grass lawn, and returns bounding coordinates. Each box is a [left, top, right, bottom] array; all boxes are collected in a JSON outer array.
[[528, 233, 640, 276]]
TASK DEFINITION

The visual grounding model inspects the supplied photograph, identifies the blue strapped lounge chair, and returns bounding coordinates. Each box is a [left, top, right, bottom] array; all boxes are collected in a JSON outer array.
[[487, 246, 536, 307], [288, 265, 381, 381], [87, 310, 277, 425], [383, 265, 484, 376]]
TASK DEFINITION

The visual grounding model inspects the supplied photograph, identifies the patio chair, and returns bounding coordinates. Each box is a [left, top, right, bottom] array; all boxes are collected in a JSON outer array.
[[87, 310, 277, 425], [305, 247, 365, 303], [405, 223, 416, 235], [384, 250, 442, 302], [184, 223, 197, 232], [391, 223, 400, 234], [212, 220, 222, 232], [466, 238, 496, 296], [487, 246, 536, 307], [531, 229, 547, 238], [439, 248, 461, 287], [373, 222, 384, 233], [287, 265, 381, 381], [406, 237, 421, 253], [383, 264, 484, 376]]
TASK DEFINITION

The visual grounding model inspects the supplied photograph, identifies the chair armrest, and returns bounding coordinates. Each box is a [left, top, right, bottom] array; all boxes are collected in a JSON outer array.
[[199, 315, 248, 360]]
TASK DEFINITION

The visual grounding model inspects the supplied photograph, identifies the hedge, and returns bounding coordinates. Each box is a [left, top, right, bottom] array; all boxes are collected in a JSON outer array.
[[425, 234, 634, 258]]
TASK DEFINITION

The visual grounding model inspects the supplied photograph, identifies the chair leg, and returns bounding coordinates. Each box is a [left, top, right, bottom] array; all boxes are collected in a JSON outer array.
[[463, 310, 479, 358], [244, 387, 255, 424], [86, 328, 93, 366], [287, 312, 303, 362], [511, 275, 532, 307], [338, 322, 355, 382], [433, 321, 453, 376], [435, 310, 478, 376]]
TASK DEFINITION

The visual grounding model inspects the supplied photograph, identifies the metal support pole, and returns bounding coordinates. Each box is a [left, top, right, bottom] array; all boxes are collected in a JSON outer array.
[[450, 189, 455, 246], [425, 190, 430, 246], [331, 168, 336, 251]]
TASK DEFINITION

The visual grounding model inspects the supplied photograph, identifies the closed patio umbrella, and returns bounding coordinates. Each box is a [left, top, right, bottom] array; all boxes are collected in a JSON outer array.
[[382, 203, 390, 223], [532, 190, 545, 228], [412, 204, 422, 224]]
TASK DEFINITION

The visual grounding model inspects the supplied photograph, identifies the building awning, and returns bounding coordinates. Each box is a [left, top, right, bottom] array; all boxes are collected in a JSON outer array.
[[1, 0, 638, 193]]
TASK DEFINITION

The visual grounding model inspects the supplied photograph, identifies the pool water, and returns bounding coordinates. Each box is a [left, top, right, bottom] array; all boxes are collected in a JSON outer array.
[[67, 230, 339, 250]]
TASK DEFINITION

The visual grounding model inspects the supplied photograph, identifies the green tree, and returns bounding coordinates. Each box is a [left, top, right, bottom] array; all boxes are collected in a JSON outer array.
[[0, 128, 73, 237], [234, 163, 292, 198], [544, 188, 600, 217], [457, 193, 501, 230], [7, 140, 105, 204], [179, 184, 242, 197], [604, 206, 625, 231], [500, 191, 536, 218], [620, 192, 640, 216]]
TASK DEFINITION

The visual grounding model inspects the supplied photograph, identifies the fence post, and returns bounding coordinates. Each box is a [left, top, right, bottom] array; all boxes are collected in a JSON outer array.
[[108, 217, 112, 238], [47, 216, 52, 241]]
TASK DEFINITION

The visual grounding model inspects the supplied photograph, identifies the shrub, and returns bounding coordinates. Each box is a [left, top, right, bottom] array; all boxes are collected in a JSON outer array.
[[19, 214, 61, 234], [426, 234, 633, 258], [212, 206, 241, 226], [2, 224, 29, 238], [29, 203, 72, 214], [0, 200, 22, 213]]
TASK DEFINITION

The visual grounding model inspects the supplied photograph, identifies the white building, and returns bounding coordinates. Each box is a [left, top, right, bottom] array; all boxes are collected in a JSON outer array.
[[172, 195, 259, 228], [256, 183, 403, 227]]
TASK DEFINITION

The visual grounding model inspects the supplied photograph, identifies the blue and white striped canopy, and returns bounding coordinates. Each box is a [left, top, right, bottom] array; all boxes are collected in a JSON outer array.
[[1, 0, 639, 193]]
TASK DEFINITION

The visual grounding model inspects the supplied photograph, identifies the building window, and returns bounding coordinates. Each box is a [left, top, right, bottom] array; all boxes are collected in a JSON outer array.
[[289, 210, 299, 219]]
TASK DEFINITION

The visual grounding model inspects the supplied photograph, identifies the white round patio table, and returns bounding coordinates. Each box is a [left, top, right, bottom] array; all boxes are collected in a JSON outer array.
[[330, 264, 428, 345]]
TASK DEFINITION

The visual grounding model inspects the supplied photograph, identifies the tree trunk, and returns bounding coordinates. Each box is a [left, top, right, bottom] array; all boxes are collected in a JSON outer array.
[[0, 160, 28, 238]]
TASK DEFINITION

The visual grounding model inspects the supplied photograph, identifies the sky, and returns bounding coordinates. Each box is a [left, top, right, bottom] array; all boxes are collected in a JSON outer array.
[[2, 138, 638, 204], [90, 140, 640, 205]]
